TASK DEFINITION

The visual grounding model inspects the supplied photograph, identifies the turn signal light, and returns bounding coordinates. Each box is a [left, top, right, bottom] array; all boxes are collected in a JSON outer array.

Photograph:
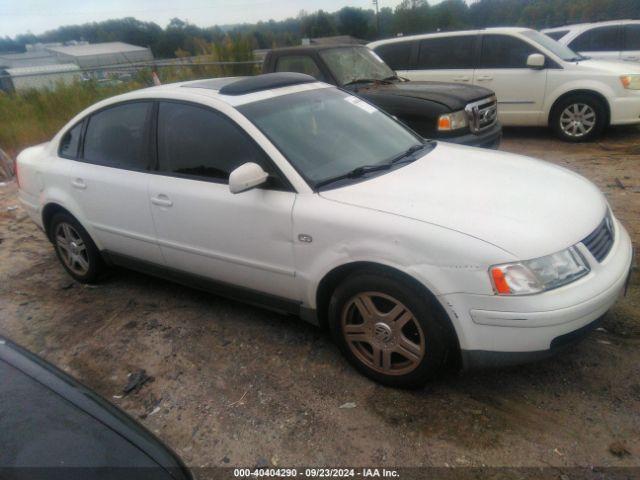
[[491, 267, 511, 294], [438, 117, 451, 130]]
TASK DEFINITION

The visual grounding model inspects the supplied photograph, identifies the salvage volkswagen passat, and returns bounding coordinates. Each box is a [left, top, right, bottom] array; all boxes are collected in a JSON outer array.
[[17, 73, 633, 388]]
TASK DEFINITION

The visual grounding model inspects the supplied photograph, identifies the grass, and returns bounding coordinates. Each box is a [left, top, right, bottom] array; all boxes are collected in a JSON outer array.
[[0, 62, 258, 160]]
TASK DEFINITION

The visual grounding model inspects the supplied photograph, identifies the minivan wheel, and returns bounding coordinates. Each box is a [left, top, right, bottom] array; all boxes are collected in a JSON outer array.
[[328, 270, 451, 389], [50, 212, 104, 283], [551, 94, 606, 142]]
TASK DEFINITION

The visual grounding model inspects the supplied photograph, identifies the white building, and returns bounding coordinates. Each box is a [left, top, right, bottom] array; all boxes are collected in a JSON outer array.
[[1, 64, 81, 92], [45, 42, 154, 68]]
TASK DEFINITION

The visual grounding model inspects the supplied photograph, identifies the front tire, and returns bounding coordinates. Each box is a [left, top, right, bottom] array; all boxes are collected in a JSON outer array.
[[50, 212, 104, 283], [328, 270, 452, 389], [551, 94, 607, 142]]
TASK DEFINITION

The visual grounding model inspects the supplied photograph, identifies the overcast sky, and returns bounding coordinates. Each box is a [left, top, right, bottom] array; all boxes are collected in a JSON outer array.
[[0, 0, 412, 38]]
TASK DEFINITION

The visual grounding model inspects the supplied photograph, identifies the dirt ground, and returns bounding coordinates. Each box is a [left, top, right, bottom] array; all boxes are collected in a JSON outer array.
[[0, 126, 639, 473]]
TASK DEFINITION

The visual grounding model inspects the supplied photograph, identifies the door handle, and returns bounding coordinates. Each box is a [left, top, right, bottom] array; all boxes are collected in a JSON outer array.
[[453, 76, 470, 82], [71, 178, 87, 190], [623, 56, 639, 61], [476, 75, 493, 81], [151, 194, 173, 207]]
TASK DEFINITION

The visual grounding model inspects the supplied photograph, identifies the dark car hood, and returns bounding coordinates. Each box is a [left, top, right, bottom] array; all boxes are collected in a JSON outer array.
[[353, 80, 494, 111]]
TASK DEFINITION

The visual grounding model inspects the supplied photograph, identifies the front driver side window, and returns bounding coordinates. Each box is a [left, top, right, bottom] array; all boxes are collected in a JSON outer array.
[[479, 35, 537, 69], [275, 55, 325, 81], [156, 102, 279, 185]]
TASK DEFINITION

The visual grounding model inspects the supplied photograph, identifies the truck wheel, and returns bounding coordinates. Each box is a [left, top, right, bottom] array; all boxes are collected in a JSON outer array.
[[328, 269, 451, 389], [551, 94, 607, 142], [50, 212, 104, 284]]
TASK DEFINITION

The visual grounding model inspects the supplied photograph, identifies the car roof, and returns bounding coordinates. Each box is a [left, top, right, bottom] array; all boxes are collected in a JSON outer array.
[[542, 19, 640, 33], [268, 44, 368, 55], [96, 73, 331, 109], [368, 27, 533, 47]]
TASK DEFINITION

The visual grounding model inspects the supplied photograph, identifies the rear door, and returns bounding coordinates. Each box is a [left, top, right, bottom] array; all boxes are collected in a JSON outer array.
[[473, 34, 547, 126], [568, 25, 622, 61], [68, 101, 164, 264], [372, 41, 416, 77], [411, 34, 477, 84], [622, 24, 640, 62]]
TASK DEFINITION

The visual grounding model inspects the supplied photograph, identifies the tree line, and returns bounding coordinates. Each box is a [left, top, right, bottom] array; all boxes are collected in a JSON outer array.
[[1, 0, 639, 58]]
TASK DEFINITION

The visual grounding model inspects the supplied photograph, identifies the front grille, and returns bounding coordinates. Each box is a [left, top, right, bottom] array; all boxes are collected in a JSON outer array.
[[465, 96, 498, 134], [581, 212, 615, 262]]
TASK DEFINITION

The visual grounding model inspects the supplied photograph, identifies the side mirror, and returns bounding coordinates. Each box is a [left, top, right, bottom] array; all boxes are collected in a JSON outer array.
[[229, 162, 269, 194], [526, 53, 545, 69]]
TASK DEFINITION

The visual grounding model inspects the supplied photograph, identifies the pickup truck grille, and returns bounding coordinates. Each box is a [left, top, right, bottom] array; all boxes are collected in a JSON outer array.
[[581, 212, 615, 262], [465, 96, 498, 134]]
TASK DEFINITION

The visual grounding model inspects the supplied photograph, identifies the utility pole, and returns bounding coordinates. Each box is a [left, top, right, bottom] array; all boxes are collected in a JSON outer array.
[[373, 0, 380, 36]]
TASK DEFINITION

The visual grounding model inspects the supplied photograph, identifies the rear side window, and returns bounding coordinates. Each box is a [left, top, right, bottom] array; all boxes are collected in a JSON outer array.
[[83, 102, 151, 169], [479, 35, 536, 68], [275, 55, 325, 80], [59, 122, 83, 158], [545, 30, 570, 41], [374, 42, 413, 70], [156, 102, 273, 183], [418, 36, 475, 69], [570, 26, 620, 51], [624, 24, 640, 51]]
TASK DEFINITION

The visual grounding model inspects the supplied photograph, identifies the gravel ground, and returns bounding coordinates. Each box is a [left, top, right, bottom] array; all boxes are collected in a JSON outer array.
[[0, 126, 639, 472]]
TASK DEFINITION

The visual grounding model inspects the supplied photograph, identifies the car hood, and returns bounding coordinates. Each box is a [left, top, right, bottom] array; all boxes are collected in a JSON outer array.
[[319, 143, 606, 260], [572, 58, 640, 74], [354, 81, 494, 111]]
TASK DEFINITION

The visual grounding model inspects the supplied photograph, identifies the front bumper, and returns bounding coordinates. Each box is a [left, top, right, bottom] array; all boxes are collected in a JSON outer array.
[[610, 95, 640, 125], [439, 218, 634, 369], [436, 122, 502, 149]]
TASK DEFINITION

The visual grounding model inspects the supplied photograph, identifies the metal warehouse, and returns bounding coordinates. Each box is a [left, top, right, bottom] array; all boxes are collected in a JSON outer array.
[[45, 42, 154, 68], [0, 63, 81, 92]]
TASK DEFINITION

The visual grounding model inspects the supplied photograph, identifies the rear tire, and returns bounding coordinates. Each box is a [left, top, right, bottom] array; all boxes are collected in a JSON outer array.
[[551, 94, 607, 142], [50, 212, 104, 284], [328, 269, 452, 389]]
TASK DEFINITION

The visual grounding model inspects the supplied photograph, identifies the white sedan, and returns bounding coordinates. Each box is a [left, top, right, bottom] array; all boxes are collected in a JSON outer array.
[[17, 73, 634, 388]]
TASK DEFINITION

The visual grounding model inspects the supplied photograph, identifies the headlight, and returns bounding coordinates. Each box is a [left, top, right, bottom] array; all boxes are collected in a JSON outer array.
[[490, 246, 590, 295], [620, 75, 640, 90], [438, 110, 468, 131]]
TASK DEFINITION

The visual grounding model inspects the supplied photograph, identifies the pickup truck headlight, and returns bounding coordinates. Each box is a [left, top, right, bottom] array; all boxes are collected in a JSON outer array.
[[438, 110, 468, 131], [620, 75, 640, 90], [490, 246, 590, 295]]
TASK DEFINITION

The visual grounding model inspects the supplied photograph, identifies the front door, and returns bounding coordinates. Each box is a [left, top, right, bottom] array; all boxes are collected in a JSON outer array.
[[148, 101, 297, 300], [473, 34, 548, 126]]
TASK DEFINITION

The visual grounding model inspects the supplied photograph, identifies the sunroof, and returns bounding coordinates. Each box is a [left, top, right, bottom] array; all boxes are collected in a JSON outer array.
[[182, 77, 243, 91]]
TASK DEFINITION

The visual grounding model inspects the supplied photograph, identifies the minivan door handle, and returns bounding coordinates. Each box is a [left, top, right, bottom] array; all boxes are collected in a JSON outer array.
[[71, 178, 87, 190], [151, 194, 173, 207], [476, 75, 493, 81], [452, 75, 470, 82]]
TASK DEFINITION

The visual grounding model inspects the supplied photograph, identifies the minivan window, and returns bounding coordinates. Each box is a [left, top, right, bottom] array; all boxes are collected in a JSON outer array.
[[59, 122, 83, 158], [83, 102, 151, 169], [275, 55, 325, 81], [545, 30, 569, 41], [570, 26, 620, 52], [521, 30, 583, 61], [479, 35, 536, 68], [157, 102, 272, 183], [373, 42, 413, 70], [238, 88, 422, 187], [319, 47, 396, 85], [624, 24, 640, 51], [418, 36, 475, 69]]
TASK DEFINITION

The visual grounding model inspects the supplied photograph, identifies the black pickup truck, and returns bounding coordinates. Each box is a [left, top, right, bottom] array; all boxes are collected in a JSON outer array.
[[263, 45, 502, 148]]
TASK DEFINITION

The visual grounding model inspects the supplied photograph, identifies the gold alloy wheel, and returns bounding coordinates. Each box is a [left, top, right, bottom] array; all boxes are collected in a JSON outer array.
[[55, 222, 90, 276], [340, 292, 426, 376]]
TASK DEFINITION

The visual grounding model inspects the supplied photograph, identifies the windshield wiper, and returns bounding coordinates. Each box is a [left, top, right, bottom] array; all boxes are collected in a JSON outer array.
[[315, 142, 435, 189], [342, 78, 392, 87], [389, 142, 434, 164], [315, 163, 392, 188]]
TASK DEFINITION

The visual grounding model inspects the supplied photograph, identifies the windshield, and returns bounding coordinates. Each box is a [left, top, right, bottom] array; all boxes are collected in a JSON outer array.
[[521, 30, 583, 61], [238, 88, 422, 187], [319, 47, 396, 85]]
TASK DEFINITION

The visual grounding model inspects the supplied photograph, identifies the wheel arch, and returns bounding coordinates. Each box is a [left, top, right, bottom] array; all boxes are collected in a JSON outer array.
[[547, 89, 611, 128], [314, 261, 461, 360], [41, 202, 100, 250]]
